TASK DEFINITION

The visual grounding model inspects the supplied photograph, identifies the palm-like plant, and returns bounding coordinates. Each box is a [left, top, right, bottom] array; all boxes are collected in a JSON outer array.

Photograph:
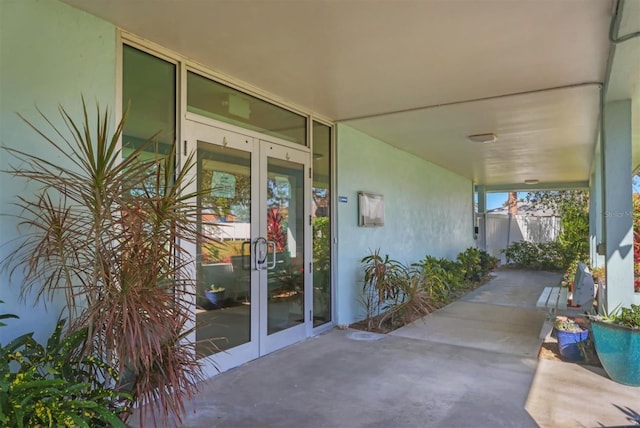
[[3, 99, 207, 426]]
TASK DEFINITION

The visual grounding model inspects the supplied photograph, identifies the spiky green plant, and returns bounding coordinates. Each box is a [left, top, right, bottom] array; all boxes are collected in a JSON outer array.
[[3, 99, 209, 426]]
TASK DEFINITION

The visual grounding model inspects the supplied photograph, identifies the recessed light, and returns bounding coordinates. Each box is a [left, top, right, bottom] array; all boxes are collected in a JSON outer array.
[[524, 179, 539, 185], [468, 133, 497, 143]]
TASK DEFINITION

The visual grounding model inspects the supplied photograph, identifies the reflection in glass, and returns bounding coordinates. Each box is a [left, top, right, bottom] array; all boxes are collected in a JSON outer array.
[[196, 143, 252, 356], [187, 71, 307, 146], [122, 45, 176, 151], [266, 158, 305, 334], [312, 122, 332, 326]]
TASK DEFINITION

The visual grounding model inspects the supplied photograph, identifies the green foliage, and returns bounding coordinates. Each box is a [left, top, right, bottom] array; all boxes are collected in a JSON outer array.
[[554, 316, 585, 333], [526, 190, 589, 267], [456, 247, 498, 282], [360, 247, 499, 331], [609, 304, 640, 329], [312, 217, 331, 290], [413, 256, 455, 303], [3, 99, 206, 426], [360, 250, 410, 329], [0, 313, 130, 427], [436, 258, 465, 289], [502, 241, 565, 271]]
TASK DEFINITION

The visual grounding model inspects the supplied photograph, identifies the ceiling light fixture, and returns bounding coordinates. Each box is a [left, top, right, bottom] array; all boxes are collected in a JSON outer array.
[[524, 179, 539, 185], [467, 133, 497, 143]]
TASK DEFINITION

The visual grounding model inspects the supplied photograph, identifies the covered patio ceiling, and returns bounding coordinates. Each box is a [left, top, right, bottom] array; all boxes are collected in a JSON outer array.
[[63, 0, 639, 188]]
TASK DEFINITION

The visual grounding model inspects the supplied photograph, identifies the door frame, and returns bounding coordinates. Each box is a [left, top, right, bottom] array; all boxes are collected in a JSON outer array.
[[183, 115, 313, 375]]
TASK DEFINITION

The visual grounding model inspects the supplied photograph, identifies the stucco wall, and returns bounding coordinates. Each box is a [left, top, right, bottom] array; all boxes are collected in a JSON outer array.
[[0, 0, 116, 343], [335, 124, 475, 325]]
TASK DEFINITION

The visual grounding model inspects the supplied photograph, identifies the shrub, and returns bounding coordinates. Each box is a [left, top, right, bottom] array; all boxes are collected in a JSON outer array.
[[360, 250, 410, 329], [360, 247, 499, 331], [502, 241, 565, 271], [457, 247, 486, 282], [413, 256, 453, 302], [437, 257, 466, 289], [0, 308, 130, 427], [479, 250, 499, 276]]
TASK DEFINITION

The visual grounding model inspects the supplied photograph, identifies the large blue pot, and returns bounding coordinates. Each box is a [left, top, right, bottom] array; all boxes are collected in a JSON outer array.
[[591, 320, 640, 386], [555, 328, 589, 361]]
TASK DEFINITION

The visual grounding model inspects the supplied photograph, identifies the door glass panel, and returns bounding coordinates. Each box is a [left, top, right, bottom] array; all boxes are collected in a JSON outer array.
[[266, 157, 305, 335], [312, 122, 332, 326], [187, 71, 307, 146], [196, 143, 252, 356]]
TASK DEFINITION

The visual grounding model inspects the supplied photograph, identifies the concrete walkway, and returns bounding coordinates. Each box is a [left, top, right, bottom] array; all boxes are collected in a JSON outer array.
[[171, 270, 640, 427]]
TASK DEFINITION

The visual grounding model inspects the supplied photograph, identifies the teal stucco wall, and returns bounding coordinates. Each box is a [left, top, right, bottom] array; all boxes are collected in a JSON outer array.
[[335, 124, 475, 325], [0, 0, 116, 343]]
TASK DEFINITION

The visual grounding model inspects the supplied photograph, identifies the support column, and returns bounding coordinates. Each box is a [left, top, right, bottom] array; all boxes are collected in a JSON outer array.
[[476, 185, 487, 251], [602, 100, 634, 313]]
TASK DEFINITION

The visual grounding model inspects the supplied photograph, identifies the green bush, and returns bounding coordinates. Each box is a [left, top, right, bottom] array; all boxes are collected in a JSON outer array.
[[502, 241, 565, 271], [479, 249, 499, 276], [0, 308, 130, 427], [456, 247, 498, 282], [360, 247, 499, 331], [413, 256, 453, 302], [437, 257, 466, 289]]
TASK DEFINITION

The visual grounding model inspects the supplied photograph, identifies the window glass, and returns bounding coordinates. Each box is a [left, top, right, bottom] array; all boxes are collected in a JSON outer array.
[[187, 71, 307, 146], [312, 121, 331, 326], [122, 46, 176, 156]]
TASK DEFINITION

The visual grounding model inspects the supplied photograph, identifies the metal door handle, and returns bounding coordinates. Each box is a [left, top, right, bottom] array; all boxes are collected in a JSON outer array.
[[254, 237, 268, 270], [267, 240, 277, 270], [241, 240, 251, 270]]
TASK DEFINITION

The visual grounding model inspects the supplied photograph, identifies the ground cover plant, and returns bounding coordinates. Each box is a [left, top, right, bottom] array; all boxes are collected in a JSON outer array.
[[0, 304, 130, 427]]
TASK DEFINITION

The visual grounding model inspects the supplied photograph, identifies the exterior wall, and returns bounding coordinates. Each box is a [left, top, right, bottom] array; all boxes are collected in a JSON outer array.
[[0, 0, 116, 343], [335, 124, 474, 325]]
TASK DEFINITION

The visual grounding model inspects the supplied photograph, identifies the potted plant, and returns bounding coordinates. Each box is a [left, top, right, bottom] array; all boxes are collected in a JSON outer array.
[[553, 316, 589, 361], [591, 304, 640, 386], [205, 284, 226, 306]]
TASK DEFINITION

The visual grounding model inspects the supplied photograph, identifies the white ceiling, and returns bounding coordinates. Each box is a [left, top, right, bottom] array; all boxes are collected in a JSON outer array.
[[62, 0, 639, 187]]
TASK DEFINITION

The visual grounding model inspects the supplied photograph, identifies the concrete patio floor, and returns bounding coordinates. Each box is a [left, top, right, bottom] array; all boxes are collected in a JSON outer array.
[[165, 270, 640, 427]]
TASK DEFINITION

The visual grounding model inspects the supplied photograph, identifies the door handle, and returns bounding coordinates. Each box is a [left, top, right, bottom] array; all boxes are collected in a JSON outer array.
[[241, 240, 251, 270], [266, 240, 277, 270], [254, 237, 268, 270]]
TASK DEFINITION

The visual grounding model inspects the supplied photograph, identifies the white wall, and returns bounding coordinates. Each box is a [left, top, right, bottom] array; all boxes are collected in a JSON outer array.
[[0, 0, 116, 343], [335, 124, 475, 325], [485, 214, 560, 263]]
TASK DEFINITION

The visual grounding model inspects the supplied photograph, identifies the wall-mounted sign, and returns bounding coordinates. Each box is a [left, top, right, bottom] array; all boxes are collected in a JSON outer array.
[[339, 196, 348, 203], [358, 192, 384, 227]]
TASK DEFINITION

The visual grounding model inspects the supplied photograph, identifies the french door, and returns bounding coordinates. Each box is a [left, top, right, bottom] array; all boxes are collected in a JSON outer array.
[[184, 119, 310, 374]]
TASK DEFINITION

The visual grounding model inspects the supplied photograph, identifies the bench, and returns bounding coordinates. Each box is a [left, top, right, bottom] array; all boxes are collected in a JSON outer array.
[[536, 261, 595, 339]]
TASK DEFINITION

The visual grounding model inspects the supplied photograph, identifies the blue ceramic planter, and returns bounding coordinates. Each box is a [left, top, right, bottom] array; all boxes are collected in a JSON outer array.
[[205, 289, 225, 306], [555, 328, 589, 361], [591, 320, 640, 386]]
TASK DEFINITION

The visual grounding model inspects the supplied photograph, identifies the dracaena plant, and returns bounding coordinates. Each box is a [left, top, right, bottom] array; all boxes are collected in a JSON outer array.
[[2, 99, 210, 426]]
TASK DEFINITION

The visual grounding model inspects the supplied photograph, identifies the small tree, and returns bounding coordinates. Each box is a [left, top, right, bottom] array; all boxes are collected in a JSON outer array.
[[3, 100, 208, 426]]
